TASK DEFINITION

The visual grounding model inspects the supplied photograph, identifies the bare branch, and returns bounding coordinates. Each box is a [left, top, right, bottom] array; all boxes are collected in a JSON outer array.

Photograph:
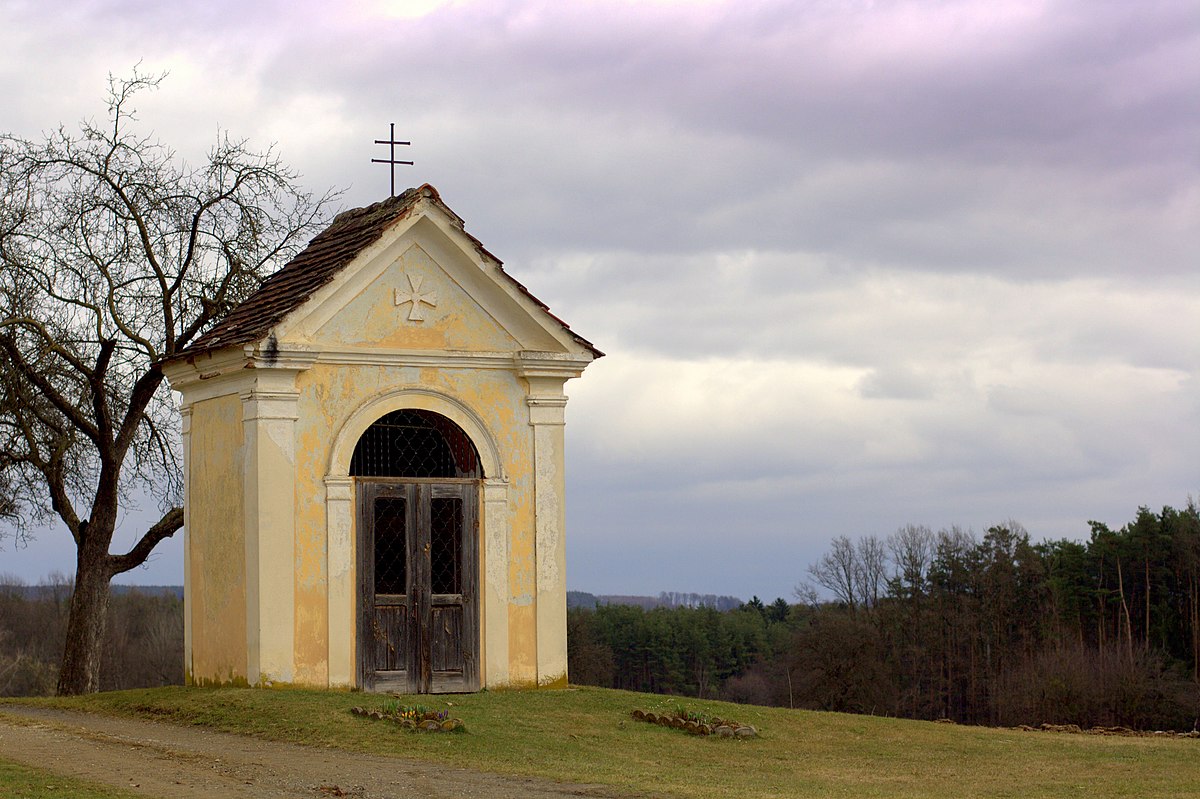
[[108, 506, 183, 575], [0, 316, 95, 376], [0, 68, 337, 693], [0, 331, 101, 443]]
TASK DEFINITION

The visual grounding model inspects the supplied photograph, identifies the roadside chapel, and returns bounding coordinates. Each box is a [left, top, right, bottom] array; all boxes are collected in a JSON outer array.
[[162, 185, 600, 693]]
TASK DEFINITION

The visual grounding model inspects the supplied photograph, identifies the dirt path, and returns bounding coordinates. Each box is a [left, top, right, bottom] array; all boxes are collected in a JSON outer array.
[[0, 705, 631, 799]]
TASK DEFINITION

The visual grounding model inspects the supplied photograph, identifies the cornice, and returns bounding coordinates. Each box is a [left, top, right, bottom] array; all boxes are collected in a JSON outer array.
[[165, 342, 596, 400], [313, 346, 518, 370], [241, 342, 320, 372], [514, 350, 594, 380]]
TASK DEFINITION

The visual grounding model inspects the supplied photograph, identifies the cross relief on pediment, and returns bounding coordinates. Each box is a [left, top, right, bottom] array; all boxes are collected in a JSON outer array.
[[394, 272, 438, 322]]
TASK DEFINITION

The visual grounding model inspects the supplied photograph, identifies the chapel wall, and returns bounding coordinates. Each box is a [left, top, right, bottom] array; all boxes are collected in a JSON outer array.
[[168, 189, 591, 693], [289, 361, 543, 688], [185, 392, 248, 685]]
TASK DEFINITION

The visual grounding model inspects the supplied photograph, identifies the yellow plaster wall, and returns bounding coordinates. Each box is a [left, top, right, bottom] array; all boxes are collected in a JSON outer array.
[[291, 371, 332, 686], [311, 244, 520, 352], [273, 221, 581, 689], [291, 360, 539, 686], [174, 204, 589, 691], [187, 393, 247, 684]]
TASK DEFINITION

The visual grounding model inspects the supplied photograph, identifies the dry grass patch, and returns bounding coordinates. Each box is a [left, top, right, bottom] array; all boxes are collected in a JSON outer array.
[[20, 685, 1200, 799], [0, 758, 153, 799]]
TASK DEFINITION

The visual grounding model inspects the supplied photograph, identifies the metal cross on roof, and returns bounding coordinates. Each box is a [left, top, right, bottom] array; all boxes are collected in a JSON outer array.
[[372, 123, 413, 197]]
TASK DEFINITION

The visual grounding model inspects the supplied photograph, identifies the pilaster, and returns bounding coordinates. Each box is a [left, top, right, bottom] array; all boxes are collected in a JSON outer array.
[[483, 478, 511, 687], [520, 363, 574, 687], [179, 405, 194, 683], [241, 367, 305, 685], [325, 476, 355, 687]]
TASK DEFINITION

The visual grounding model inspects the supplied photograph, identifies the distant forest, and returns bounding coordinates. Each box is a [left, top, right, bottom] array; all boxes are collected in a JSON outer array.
[[0, 578, 181, 695], [569, 502, 1200, 731], [5, 502, 1200, 732], [568, 591, 744, 612]]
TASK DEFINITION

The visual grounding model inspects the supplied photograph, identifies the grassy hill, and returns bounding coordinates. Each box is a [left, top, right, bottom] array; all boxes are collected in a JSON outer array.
[[21, 685, 1200, 798]]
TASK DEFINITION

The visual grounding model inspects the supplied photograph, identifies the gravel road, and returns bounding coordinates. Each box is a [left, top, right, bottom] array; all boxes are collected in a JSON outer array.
[[0, 705, 633, 799]]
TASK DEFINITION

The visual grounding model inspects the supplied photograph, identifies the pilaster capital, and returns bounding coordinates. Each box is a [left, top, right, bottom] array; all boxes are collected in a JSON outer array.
[[527, 395, 568, 426], [324, 476, 354, 502], [240, 388, 302, 422], [483, 477, 510, 503]]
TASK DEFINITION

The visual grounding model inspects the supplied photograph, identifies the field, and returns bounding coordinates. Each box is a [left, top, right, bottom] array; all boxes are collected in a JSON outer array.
[[11, 685, 1200, 798]]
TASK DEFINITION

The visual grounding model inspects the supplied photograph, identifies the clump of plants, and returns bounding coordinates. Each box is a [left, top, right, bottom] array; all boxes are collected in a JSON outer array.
[[350, 700, 465, 732], [631, 704, 758, 738]]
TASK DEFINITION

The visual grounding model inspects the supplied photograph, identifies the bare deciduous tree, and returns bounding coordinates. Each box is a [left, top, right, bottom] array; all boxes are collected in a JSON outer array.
[[804, 534, 891, 611], [888, 523, 934, 600], [855, 534, 888, 609], [806, 535, 860, 610], [0, 69, 336, 694]]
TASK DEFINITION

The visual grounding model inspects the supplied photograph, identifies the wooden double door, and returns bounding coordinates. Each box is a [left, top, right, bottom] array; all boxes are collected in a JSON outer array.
[[357, 480, 479, 693]]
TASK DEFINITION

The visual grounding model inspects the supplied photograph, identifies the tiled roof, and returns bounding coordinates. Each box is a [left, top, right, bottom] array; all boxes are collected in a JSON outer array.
[[173, 184, 600, 360]]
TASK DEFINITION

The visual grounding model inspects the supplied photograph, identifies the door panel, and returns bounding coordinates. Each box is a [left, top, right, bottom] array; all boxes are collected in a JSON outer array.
[[358, 484, 414, 692], [370, 603, 407, 672], [431, 604, 464, 671], [357, 480, 478, 693]]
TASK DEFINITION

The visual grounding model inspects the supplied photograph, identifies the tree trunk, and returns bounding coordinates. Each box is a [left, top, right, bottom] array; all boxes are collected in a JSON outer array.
[[1191, 577, 1199, 682], [1144, 557, 1151, 651], [1116, 557, 1134, 662], [56, 543, 113, 695]]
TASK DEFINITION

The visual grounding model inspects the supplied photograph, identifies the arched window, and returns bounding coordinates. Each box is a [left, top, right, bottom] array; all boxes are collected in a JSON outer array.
[[350, 409, 483, 479]]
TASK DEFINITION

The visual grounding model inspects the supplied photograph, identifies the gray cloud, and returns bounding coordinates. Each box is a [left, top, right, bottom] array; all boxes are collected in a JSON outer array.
[[1, 0, 1196, 599]]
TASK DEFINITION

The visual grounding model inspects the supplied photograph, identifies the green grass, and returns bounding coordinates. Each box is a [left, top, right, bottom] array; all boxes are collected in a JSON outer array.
[[0, 758, 152, 799], [17, 685, 1200, 798]]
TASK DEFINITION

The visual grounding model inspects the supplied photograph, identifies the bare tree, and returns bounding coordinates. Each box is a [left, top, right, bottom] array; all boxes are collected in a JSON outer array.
[[807, 535, 860, 610], [0, 69, 336, 694], [804, 534, 891, 611], [889, 523, 934, 600], [855, 535, 888, 609]]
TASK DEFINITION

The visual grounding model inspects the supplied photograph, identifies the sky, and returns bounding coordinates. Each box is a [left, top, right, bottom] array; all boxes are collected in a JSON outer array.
[[1, 0, 1197, 602]]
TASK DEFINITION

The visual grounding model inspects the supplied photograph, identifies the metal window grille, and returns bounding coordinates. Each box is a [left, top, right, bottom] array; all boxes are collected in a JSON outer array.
[[430, 498, 461, 595], [350, 409, 482, 478], [373, 497, 407, 595]]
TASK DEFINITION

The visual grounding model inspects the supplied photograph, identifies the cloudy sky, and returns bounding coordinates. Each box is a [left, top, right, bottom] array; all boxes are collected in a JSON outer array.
[[2, 0, 1197, 601]]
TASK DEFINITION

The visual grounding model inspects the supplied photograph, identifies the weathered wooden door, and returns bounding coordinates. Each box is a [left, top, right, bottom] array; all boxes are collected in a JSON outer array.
[[357, 480, 479, 693]]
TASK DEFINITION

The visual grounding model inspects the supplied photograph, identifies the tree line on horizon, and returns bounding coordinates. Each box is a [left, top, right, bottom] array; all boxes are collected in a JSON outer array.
[[568, 501, 1200, 730], [0, 576, 181, 696], [5, 499, 1199, 732], [567, 591, 744, 612]]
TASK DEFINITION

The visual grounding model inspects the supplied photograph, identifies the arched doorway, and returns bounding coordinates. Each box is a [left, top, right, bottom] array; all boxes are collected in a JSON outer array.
[[352, 410, 482, 693]]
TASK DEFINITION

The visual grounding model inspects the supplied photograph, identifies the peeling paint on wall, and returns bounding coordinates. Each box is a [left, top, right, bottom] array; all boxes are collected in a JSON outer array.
[[167, 194, 595, 692], [187, 394, 248, 683], [309, 245, 520, 353]]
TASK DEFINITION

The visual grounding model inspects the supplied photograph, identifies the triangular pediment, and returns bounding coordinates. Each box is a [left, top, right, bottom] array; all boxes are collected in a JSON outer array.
[[175, 186, 599, 364], [286, 236, 525, 352], [277, 208, 587, 356]]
